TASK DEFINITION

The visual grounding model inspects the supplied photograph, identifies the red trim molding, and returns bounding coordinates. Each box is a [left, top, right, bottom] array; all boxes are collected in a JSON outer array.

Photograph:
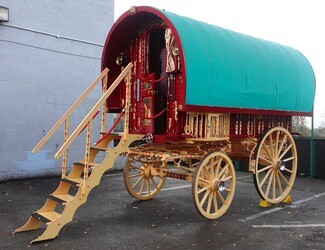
[[185, 104, 312, 116]]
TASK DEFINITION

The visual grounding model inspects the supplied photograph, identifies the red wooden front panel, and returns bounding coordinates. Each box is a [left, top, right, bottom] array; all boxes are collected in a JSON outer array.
[[229, 114, 292, 139]]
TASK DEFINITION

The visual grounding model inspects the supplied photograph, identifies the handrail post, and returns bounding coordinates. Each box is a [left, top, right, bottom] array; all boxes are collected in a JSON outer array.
[[55, 63, 133, 159], [82, 120, 92, 197], [123, 70, 132, 139], [100, 72, 108, 136], [62, 117, 70, 178], [32, 68, 109, 154]]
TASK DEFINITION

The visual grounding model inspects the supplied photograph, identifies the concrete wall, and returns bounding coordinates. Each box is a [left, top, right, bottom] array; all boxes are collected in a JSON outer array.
[[0, 0, 116, 181]]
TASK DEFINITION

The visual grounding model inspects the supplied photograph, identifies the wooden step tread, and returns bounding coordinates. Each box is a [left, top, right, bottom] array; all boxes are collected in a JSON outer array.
[[49, 194, 74, 204], [62, 177, 83, 185], [100, 132, 122, 138], [73, 162, 100, 168], [32, 211, 60, 223], [90, 146, 109, 152]]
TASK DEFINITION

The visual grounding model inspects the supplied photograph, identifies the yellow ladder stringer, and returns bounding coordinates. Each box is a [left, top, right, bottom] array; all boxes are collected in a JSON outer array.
[[14, 63, 142, 243], [15, 132, 143, 243]]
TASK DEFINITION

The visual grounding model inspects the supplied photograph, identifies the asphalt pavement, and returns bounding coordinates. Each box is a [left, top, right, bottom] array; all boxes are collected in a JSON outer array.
[[1, 171, 324, 249]]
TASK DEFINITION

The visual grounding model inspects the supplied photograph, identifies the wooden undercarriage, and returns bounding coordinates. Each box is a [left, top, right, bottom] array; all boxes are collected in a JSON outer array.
[[124, 126, 297, 219]]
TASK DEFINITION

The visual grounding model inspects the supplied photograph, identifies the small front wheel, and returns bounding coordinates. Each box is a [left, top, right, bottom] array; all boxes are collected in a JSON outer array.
[[123, 156, 166, 200], [192, 151, 236, 219]]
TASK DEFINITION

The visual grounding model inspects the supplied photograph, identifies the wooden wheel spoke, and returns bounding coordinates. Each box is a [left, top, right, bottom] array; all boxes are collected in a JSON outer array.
[[129, 173, 143, 179], [207, 192, 213, 214], [268, 134, 274, 158], [146, 178, 150, 196], [278, 144, 293, 160], [131, 175, 144, 189], [137, 178, 146, 195], [221, 175, 232, 182], [277, 134, 288, 158], [278, 171, 289, 186], [130, 165, 143, 171], [217, 164, 229, 179], [258, 156, 273, 165], [214, 158, 222, 179], [203, 166, 212, 181], [197, 185, 210, 194], [276, 172, 283, 195], [199, 177, 210, 186], [208, 158, 215, 179], [265, 171, 274, 198], [216, 191, 226, 205], [262, 143, 273, 161], [150, 176, 158, 190], [213, 157, 222, 167], [283, 156, 295, 163], [257, 164, 273, 174], [213, 193, 218, 212], [272, 171, 276, 199], [275, 130, 280, 157], [283, 167, 294, 174], [199, 189, 211, 207], [260, 168, 273, 187]]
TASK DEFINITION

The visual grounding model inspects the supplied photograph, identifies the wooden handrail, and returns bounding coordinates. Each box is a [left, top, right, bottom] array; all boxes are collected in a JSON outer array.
[[55, 63, 133, 159], [32, 68, 109, 154]]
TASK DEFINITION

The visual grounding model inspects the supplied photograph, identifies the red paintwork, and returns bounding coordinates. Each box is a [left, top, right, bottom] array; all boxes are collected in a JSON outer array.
[[165, 172, 188, 180], [229, 114, 292, 138], [101, 6, 186, 112], [185, 105, 312, 117], [153, 134, 184, 143]]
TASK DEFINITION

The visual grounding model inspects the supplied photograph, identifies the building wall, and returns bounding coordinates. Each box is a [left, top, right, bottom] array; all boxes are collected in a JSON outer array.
[[0, 0, 116, 181]]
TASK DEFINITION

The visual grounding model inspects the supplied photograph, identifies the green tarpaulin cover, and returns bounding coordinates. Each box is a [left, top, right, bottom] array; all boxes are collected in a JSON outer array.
[[161, 10, 315, 112]]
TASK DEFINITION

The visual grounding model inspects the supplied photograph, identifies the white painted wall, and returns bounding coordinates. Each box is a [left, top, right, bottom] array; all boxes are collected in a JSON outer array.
[[0, 0, 116, 181]]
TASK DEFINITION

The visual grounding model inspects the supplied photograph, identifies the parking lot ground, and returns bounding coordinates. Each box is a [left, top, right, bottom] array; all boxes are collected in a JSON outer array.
[[1, 171, 324, 249]]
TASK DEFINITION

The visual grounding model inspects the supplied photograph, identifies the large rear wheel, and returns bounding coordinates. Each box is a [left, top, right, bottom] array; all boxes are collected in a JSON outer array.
[[253, 127, 297, 204], [192, 151, 236, 219]]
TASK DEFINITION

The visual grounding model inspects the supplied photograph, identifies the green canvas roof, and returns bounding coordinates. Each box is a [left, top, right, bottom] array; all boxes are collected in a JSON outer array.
[[160, 10, 315, 113]]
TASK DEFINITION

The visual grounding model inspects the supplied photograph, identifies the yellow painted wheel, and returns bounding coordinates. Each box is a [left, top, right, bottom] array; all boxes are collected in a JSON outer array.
[[192, 152, 236, 219], [253, 127, 297, 204], [123, 156, 166, 200]]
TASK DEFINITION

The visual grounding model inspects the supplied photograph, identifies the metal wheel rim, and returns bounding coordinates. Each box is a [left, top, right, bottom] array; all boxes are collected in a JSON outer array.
[[123, 157, 166, 200], [192, 151, 236, 219], [254, 127, 297, 204]]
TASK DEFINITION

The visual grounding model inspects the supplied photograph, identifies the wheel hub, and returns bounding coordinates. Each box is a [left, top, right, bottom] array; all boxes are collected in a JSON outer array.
[[277, 160, 286, 171], [143, 167, 151, 178], [213, 180, 225, 192]]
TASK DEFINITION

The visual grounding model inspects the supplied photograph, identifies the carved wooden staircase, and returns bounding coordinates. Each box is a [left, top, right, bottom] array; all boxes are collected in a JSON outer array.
[[15, 63, 143, 243]]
